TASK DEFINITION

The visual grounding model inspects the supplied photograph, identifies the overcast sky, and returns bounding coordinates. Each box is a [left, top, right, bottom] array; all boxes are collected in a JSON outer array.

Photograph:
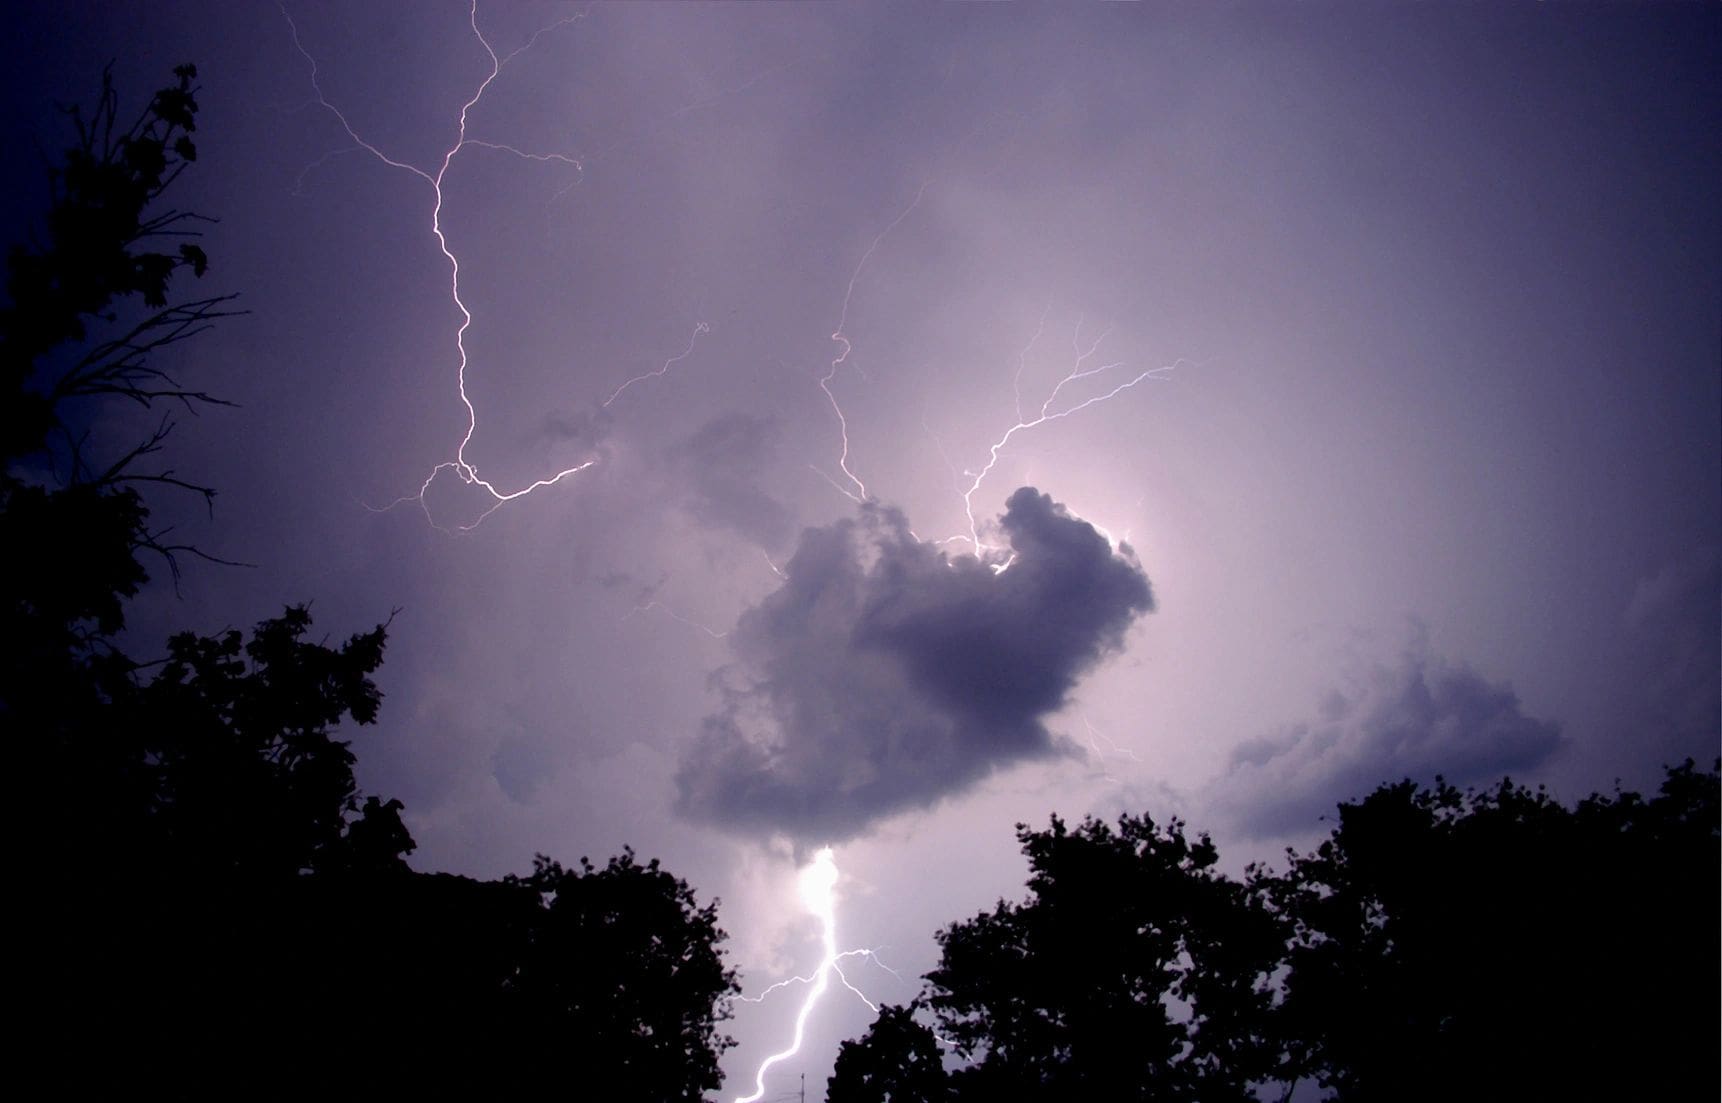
[[6, 2, 1718, 1096]]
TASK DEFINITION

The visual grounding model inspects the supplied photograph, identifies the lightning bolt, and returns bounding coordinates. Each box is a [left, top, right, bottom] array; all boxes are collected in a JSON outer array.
[[953, 319, 1187, 560], [281, 11, 1182, 1090], [735, 947, 895, 1010], [1083, 714, 1141, 764], [603, 321, 712, 408], [624, 600, 729, 641], [284, 2, 715, 534], [814, 182, 932, 504], [734, 848, 895, 1103], [802, 178, 1187, 567]]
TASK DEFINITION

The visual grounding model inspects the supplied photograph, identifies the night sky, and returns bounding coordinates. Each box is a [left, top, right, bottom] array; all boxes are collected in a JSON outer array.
[[7, 2, 1718, 1096]]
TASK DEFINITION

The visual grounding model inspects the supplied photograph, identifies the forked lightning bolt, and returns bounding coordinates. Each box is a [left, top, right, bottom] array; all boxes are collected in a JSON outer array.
[[280, 2, 591, 532], [808, 180, 1186, 562], [282, 10, 1179, 1092], [953, 318, 1187, 559], [815, 182, 931, 504], [735, 848, 890, 1103], [282, 2, 706, 533]]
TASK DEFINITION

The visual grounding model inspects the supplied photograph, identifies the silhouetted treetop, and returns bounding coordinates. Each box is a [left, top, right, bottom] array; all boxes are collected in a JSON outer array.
[[1269, 759, 1720, 1102], [922, 812, 1284, 1103], [4, 63, 224, 435], [501, 850, 741, 1102], [829, 1003, 950, 1103], [120, 604, 390, 879], [832, 761, 1720, 1103]]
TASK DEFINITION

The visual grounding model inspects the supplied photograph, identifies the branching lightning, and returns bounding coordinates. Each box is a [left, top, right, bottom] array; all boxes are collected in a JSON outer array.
[[735, 947, 896, 1012], [282, 1, 599, 533], [803, 179, 1186, 568], [734, 848, 901, 1103], [282, 9, 1181, 1092], [732, 197, 1183, 1099], [1082, 714, 1143, 784], [952, 319, 1186, 560], [284, 2, 716, 533], [814, 182, 932, 504]]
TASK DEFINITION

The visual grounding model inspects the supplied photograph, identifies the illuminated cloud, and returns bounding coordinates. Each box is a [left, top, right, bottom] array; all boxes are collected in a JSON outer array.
[[675, 487, 1154, 843], [1217, 631, 1565, 838]]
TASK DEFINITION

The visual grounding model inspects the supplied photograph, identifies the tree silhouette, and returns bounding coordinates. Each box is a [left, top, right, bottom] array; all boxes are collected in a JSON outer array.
[[1268, 759, 1720, 1102], [7, 67, 741, 1100], [834, 762, 1720, 1103], [502, 851, 740, 1101], [829, 1003, 951, 1103], [2, 63, 232, 458], [3, 63, 241, 784], [922, 814, 1286, 1103]]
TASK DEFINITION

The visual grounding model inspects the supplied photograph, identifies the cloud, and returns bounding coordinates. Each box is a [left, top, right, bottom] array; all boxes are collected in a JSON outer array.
[[674, 487, 1154, 843], [1215, 630, 1565, 838], [539, 406, 609, 450], [491, 729, 564, 805], [667, 412, 797, 552]]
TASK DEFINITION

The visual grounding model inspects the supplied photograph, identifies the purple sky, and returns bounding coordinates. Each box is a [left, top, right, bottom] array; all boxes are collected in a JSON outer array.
[[7, 2, 1718, 1095]]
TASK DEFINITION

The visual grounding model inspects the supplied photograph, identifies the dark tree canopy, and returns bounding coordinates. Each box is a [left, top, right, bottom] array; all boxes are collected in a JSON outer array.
[[1271, 761, 1720, 1102], [924, 813, 1284, 1103], [502, 851, 740, 1101], [2, 62, 225, 457], [833, 762, 1720, 1103], [7, 67, 739, 1102], [829, 1004, 951, 1103]]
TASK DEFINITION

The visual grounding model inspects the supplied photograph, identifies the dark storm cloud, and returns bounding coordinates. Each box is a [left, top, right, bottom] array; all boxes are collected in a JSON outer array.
[[675, 487, 1154, 843], [667, 412, 796, 552], [1218, 633, 1565, 838]]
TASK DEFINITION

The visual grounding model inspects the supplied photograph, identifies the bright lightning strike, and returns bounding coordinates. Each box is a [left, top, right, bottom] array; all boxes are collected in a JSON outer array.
[[734, 848, 885, 1103], [282, 2, 648, 533]]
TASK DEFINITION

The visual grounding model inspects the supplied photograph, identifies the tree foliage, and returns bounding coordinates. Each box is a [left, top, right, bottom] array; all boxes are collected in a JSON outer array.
[[924, 813, 1285, 1103], [2, 62, 239, 746], [502, 851, 740, 1101], [829, 1004, 951, 1103], [1271, 761, 1720, 1102], [833, 763, 1720, 1103], [2, 62, 229, 458]]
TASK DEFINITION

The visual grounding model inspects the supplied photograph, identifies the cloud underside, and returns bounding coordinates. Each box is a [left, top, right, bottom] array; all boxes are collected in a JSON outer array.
[[675, 487, 1154, 843], [1220, 632, 1566, 838]]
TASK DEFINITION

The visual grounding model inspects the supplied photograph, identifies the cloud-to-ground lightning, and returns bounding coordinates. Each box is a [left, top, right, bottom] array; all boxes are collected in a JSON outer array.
[[282, 1, 594, 532], [734, 848, 897, 1103]]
